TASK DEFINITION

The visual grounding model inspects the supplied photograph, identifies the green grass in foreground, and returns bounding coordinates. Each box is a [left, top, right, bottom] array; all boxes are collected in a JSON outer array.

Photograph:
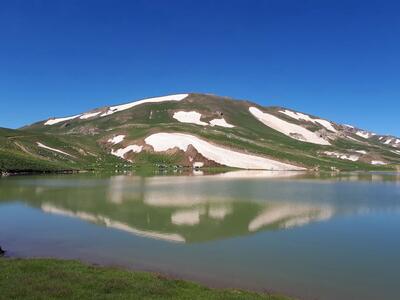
[[0, 258, 293, 300]]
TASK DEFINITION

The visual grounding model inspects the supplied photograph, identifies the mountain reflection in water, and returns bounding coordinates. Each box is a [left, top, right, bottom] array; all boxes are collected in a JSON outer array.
[[1, 170, 399, 243]]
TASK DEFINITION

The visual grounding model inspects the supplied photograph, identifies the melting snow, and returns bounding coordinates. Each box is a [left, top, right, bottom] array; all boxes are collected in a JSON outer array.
[[108, 135, 125, 145], [323, 151, 359, 161], [354, 150, 367, 154], [173, 112, 235, 128], [80, 112, 101, 119], [384, 138, 393, 145], [111, 145, 142, 159], [371, 160, 387, 165], [44, 94, 188, 125], [209, 118, 235, 128], [36, 142, 73, 157], [173, 111, 208, 126], [44, 114, 81, 125], [279, 109, 337, 132], [356, 131, 375, 139], [144, 132, 304, 170], [101, 94, 188, 117], [249, 107, 331, 145]]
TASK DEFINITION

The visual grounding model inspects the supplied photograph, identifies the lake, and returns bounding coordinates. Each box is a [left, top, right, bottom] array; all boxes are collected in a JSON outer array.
[[1, 171, 399, 300]]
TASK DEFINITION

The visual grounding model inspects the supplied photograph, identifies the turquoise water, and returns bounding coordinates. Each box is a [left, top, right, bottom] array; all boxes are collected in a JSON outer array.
[[0, 171, 399, 299]]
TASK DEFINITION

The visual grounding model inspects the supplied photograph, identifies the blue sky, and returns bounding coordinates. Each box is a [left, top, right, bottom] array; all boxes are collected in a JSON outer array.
[[1, 0, 399, 135]]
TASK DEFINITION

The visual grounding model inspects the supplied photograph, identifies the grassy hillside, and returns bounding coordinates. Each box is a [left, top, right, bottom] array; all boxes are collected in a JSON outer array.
[[0, 127, 123, 173], [1, 93, 399, 173]]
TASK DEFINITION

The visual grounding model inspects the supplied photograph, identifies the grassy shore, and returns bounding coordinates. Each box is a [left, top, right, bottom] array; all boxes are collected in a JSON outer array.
[[0, 258, 293, 300]]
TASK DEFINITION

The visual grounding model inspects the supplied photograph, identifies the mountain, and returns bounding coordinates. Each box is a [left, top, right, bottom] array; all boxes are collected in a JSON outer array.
[[1, 93, 400, 173]]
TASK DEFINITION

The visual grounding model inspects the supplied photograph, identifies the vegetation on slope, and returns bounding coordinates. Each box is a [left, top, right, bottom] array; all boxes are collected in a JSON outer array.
[[1, 94, 399, 173]]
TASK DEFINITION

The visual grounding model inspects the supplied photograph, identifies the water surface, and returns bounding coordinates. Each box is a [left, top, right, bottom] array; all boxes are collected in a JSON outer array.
[[1, 171, 399, 300]]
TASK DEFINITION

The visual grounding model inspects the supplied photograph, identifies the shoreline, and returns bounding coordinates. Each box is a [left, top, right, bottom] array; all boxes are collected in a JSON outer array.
[[0, 256, 294, 300]]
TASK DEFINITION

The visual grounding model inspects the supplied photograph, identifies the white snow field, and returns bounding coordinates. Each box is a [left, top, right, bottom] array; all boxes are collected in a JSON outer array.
[[100, 94, 188, 117], [209, 118, 235, 128], [356, 130, 375, 139], [249, 107, 331, 145], [323, 151, 359, 161], [344, 124, 355, 129], [371, 160, 387, 165], [44, 114, 81, 125], [279, 109, 337, 132], [107, 135, 125, 145], [354, 150, 367, 154], [36, 142, 73, 157], [80, 112, 101, 119], [111, 145, 143, 159], [173, 111, 208, 126], [44, 94, 189, 125], [173, 111, 235, 128], [384, 138, 393, 145], [144, 132, 304, 170]]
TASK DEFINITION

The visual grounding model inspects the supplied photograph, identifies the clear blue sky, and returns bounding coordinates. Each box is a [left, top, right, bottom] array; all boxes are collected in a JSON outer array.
[[1, 0, 399, 135]]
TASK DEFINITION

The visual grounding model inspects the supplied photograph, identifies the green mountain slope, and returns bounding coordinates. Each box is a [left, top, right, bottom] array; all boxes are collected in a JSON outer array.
[[2, 93, 400, 173]]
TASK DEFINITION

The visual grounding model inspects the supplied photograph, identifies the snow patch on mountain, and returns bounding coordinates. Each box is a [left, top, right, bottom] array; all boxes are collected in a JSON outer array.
[[144, 132, 304, 170], [44, 94, 189, 125], [371, 160, 387, 165], [108, 135, 125, 145], [111, 145, 142, 159], [249, 107, 331, 145], [354, 150, 367, 155], [209, 118, 235, 128], [44, 114, 81, 125], [173, 111, 235, 128], [36, 142, 73, 157], [279, 109, 337, 132], [101, 94, 188, 117], [173, 111, 208, 126], [384, 138, 393, 145], [355, 130, 375, 139], [80, 112, 101, 119], [323, 151, 359, 161]]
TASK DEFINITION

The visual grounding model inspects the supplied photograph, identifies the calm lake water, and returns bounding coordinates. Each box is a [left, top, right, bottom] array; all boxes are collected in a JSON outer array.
[[1, 171, 399, 300]]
